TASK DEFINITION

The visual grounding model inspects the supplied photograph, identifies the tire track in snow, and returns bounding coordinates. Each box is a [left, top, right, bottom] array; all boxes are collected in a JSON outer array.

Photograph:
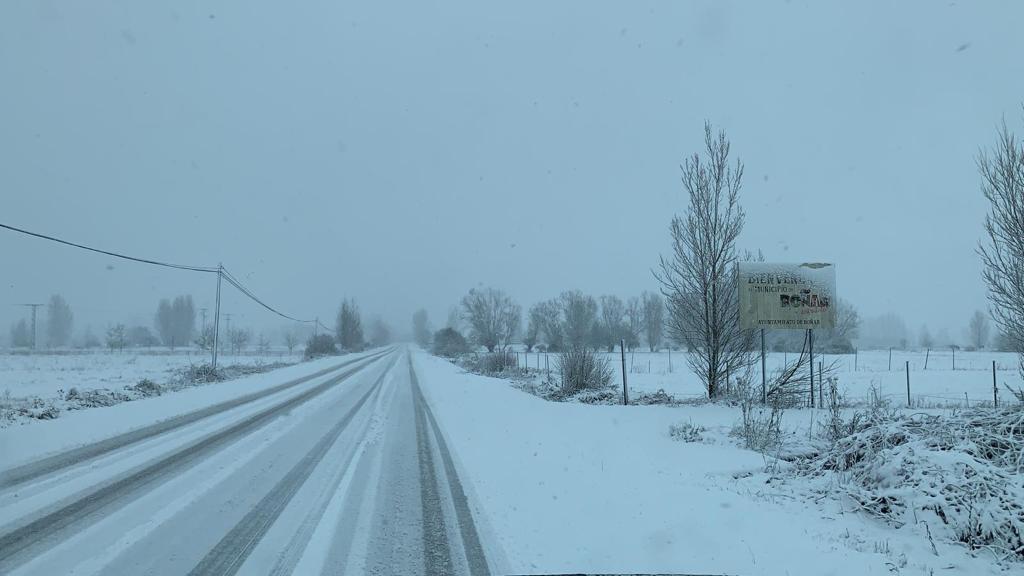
[[0, 351, 393, 573], [186, 355, 397, 576], [411, 359, 492, 576], [413, 358, 456, 575], [0, 348, 393, 491]]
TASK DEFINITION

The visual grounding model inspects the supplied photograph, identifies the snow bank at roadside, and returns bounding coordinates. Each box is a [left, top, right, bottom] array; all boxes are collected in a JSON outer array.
[[0, 350, 381, 468], [412, 351, 1003, 576]]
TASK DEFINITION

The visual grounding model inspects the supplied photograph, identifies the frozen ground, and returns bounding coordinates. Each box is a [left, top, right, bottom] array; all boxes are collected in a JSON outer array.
[[415, 350, 1012, 575], [1, 345, 1016, 575], [0, 349, 304, 402], [512, 348, 1024, 407]]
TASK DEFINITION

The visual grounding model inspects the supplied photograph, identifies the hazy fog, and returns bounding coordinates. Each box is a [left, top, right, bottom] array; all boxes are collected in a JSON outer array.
[[3, 1, 1023, 342]]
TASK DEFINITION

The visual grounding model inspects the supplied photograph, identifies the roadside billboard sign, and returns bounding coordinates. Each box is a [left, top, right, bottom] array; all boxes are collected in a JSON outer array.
[[738, 262, 836, 330]]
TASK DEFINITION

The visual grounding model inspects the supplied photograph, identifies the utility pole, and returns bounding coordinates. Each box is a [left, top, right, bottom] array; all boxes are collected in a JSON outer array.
[[212, 265, 223, 369], [19, 303, 44, 350]]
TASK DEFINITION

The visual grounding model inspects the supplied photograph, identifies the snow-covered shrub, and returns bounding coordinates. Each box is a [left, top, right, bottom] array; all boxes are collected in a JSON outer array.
[[732, 377, 784, 452], [129, 379, 162, 397], [185, 363, 224, 383], [799, 407, 1024, 560], [556, 346, 613, 395], [304, 334, 338, 359], [670, 420, 705, 442], [467, 350, 518, 375], [432, 327, 469, 358]]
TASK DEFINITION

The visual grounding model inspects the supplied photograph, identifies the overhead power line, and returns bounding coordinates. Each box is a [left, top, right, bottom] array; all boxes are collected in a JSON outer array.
[[220, 267, 316, 325], [0, 222, 219, 273]]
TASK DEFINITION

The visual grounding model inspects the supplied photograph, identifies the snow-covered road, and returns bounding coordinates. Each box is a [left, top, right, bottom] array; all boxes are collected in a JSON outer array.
[[0, 346, 493, 575]]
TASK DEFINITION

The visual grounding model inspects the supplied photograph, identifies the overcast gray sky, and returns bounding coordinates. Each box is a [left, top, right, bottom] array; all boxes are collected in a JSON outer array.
[[2, 1, 1023, 342]]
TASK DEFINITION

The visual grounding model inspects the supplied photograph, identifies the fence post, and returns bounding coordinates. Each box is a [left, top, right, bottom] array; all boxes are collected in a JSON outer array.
[[809, 329, 815, 408], [760, 328, 767, 404], [888, 347, 892, 371], [668, 347, 672, 373], [951, 346, 956, 371], [818, 361, 823, 407], [906, 360, 911, 408], [854, 348, 857, 372], [924, 348, 930, 370], [620, 339, 628, 406], [993, 360, 998, 408]]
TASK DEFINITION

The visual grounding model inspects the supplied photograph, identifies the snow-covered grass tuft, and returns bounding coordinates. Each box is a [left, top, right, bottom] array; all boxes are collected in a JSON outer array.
[[668, 420, 706, 442], [797, 405, 1024, 561]]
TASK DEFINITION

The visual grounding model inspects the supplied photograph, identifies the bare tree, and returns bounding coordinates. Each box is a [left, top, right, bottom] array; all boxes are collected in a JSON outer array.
[[816, 299, 861, 352], [412, 309, 431, 348], [336, 299, 364, 351], [535, 299, 565, 351], [919, 325, 934, 349], [229, 327, 251, 354], [625, 296, 643, 351], [256, 333, 271, 354], [46, 294, 73, 348], [369, 316, 392, 347], [559, 290, 597, 349], [10, 319, 31, 348], [460, 287, 520, 352], [598, 295, 626, 352], [979, 117, 1024, 365], [523, 304, 542, 352], [967, 310, 991, 349], [106, 323, 126, 353], [641, 291, 664, 352], [283, 330, 299, 354], [655, 122, 754, 398]]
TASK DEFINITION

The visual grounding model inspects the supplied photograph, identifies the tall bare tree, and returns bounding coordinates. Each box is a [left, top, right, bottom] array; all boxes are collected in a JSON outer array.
[[967, 310, 991, 349], [283, 330, 299, 354], [10, 319, 31, 348], [979, 116, 1024, 364], [625, 296, 643, 351], [412, 309, 431, 348], [559, 290, 598, 349], [460, 287, 521, 352], [46, 294, 73, 348], [598, 295, 626, 352], [336, 298, 364, 351], [523, 304, 543, 352], [369, 316, 392, 347], [535, 299, 565, 351], [641, 291, 664, 352], [919, 325, 934, 349], [655, 122, 754, 397]]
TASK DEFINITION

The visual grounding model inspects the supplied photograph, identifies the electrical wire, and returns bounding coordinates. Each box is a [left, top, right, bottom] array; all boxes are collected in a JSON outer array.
[[0, 222, 220, 272], [1, 221, 331, 329], [220, 267, 316, 324]]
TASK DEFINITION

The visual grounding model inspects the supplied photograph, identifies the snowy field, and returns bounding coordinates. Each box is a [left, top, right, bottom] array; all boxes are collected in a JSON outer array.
[[416, 350, 1017, 575], [513, 348, 1024, 408], [0, 349, 304, 402]]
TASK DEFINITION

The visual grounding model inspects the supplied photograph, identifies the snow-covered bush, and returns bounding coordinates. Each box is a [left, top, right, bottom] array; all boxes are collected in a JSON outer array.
[[463, 350, 518, 375], [732, 377, 784, 452], [799, 407, 1024, 560], [304, 334, 338, 359], [431, 327, 469, 358], [670, 420, 705, 443], [556, 346, 613, 395]]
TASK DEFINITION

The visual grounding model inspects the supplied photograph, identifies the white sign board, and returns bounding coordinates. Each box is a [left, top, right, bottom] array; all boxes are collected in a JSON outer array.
[[738, 262, 836, 330]]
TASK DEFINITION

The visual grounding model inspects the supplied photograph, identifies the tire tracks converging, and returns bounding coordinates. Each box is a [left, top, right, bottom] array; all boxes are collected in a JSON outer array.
[[0, 351, 393, 573], [410, 357, 492, 576], [189, 354, 401, 576], [0, 348, 393, 491], [413, 360, 456, 575]]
